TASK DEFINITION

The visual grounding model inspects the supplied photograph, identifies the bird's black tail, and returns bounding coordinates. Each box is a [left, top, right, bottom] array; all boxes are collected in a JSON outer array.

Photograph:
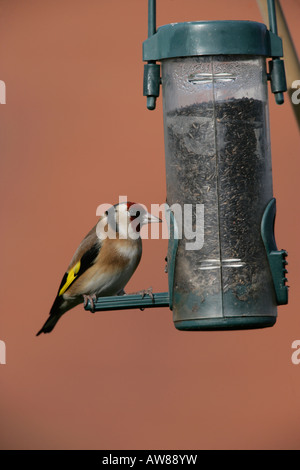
[[36, 295, 64, 336], [36, 312, 63, 336]]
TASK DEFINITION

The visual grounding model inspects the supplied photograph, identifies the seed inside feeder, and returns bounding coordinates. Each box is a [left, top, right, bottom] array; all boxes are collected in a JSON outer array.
[[164, 97, 276, 318]]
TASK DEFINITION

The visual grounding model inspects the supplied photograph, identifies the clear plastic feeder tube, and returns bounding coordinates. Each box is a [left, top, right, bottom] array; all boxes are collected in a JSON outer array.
[[162, 55, 277, 329]]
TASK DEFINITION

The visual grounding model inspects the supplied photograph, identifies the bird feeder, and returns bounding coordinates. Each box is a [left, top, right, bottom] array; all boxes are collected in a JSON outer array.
[[85, 0, 288, 331]]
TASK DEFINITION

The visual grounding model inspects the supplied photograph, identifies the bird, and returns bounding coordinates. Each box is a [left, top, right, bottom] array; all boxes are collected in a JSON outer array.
[[36, 201, 161, 336]]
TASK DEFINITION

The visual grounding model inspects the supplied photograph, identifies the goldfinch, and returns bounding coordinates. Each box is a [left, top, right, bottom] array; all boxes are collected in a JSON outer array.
[[36, 202, 161, 336]]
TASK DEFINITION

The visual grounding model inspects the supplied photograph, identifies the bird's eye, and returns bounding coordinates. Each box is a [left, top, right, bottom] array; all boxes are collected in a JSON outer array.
[[130, 210, 140, 220], [105, 210, 108, 216]]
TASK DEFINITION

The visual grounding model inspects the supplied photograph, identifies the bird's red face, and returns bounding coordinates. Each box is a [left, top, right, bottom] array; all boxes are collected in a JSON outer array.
[[125, 202, 147, 234], [126, 202, 143, 229]]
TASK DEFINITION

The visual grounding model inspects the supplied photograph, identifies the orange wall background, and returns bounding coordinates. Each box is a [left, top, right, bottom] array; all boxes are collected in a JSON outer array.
[[0, 0, 299, 450]]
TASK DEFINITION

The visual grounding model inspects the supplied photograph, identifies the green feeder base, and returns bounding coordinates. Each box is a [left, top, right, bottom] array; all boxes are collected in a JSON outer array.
[[174, 316, 277, 331]]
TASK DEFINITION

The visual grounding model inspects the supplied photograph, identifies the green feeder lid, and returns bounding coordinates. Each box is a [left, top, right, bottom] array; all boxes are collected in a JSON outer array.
[[143, 19, 287, 108], [143, 20, 283, 61]]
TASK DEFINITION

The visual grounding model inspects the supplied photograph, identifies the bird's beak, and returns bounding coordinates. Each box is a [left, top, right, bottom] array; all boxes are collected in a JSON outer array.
[[144, 212, 162, 224]]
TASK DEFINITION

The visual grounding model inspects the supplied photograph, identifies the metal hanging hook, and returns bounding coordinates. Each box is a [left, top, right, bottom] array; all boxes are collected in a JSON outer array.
[[267, 0, 278, 35], [143, 0, 160, 110], [267, 0, 287, 104]]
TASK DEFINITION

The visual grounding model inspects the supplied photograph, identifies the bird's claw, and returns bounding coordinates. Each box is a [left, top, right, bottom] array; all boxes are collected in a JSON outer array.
[[83, 294, 97, 313], [141, 287, 154, 300], [128, 287, 154, 300], [135, 287, 153, 312], [116, 289, 126, 296]]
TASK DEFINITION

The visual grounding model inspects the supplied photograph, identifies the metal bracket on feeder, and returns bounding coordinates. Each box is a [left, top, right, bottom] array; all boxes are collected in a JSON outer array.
[[143, 63, 160, 111]]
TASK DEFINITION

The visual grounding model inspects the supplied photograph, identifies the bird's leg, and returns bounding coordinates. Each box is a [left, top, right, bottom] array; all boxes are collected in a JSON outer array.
[[164, 255, 168, 273], [83, 294, 97, 313], [116, 289, 126, 296]]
